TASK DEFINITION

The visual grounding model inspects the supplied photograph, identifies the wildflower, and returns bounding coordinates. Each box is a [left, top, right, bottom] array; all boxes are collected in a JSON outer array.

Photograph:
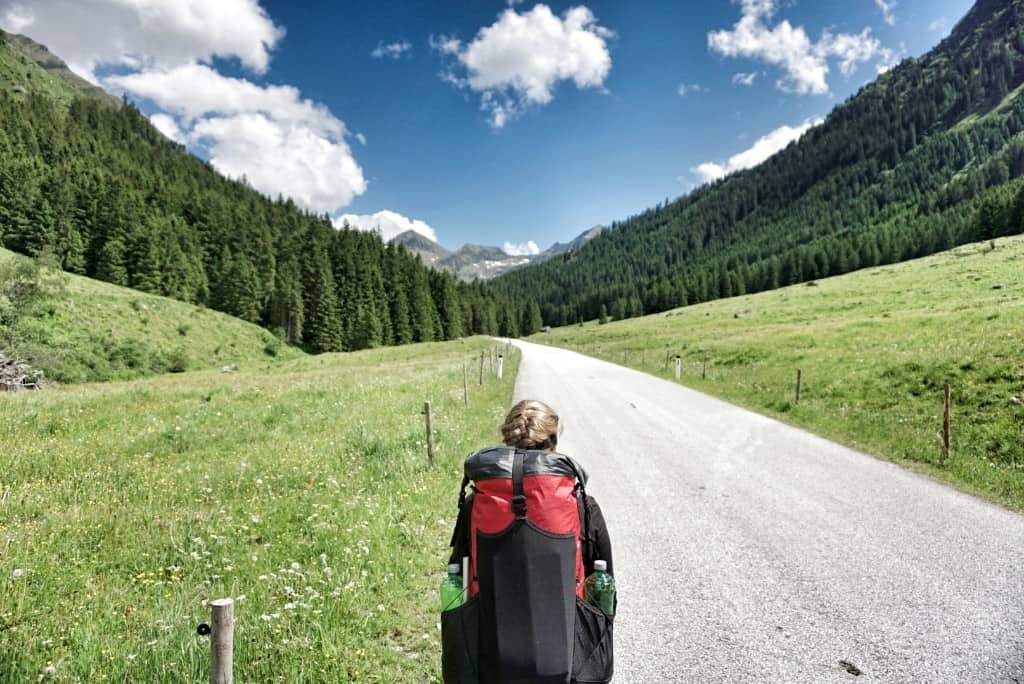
[[290, 561, 300, 570], [12, 569, 24, 579]]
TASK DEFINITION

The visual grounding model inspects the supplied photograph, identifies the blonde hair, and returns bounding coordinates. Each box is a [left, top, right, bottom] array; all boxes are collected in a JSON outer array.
[[501, 400, 559, 449]]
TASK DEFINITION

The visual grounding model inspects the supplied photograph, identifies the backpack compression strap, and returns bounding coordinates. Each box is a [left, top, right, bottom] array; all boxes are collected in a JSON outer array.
[[511, 448, 527, 518]]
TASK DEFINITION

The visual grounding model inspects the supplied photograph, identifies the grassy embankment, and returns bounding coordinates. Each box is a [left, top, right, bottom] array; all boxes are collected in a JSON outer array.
[[529, 236, 1024, 510], [1, 338, 518, 682], [1, 247, 301, 383]]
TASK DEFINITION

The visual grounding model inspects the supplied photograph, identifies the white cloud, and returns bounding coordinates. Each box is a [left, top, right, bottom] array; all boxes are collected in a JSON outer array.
[[732, 71, 760, 86], [875, 0, 897, 26], [355, 132, 367, 146], [929, 18, 947, 33], [677, 83, 703, 96], [435, 4, 613, 127], [502, 240, 540, 256], [0, 0, 284, 81], [371, 40, 411, 59], [334, 211, 439, 243], [708, 0, 890, 95], [107, 63, 366, 213], [149, 113, 184, 143], [192, 113, 365, 213], [692, 117, 823, 184]]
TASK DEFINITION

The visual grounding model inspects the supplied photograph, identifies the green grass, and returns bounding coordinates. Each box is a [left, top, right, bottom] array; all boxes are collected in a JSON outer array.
[[0, 338, 518, 682], [528, 236, 1024, 511], [1, 248, 302, 383]]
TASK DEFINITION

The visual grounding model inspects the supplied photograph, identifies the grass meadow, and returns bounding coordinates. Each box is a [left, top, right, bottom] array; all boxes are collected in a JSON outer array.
[[529, 236, 1024, 511], [2, 247, 302, 384], [1, 338, 517, 682]]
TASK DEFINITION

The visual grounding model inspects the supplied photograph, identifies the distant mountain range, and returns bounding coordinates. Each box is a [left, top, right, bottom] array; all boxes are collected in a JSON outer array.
[[391, 224, 604, 281]]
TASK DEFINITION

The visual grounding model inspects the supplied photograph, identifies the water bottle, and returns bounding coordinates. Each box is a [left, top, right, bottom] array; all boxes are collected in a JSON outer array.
[[440, 563, 464, 611], [584, 560, 615, 616]]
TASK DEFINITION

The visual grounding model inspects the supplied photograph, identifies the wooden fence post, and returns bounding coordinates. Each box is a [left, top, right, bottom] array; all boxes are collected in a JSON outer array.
[[702, 353, 707, 380], [424, 401, 435, 465], [478, 352, 484, 386], [942, 383, 952, 460], [463, 364, 469, 407], [795, 369, 802, 404], [210, 598, 234, 684]]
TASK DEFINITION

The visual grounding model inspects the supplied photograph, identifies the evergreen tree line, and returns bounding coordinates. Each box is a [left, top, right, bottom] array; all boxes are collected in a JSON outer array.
[[0, 89, 530, 352], [492, 0, 1024, 326]]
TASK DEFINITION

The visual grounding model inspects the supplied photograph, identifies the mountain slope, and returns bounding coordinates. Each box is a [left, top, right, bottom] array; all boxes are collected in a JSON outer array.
[[0, 29, 117, 107], [492, 0, 1024, 326], [0, 30, 510, 355]]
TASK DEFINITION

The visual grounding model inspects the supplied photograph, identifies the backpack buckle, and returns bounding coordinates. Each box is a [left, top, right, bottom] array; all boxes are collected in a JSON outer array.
[[511, 494, 527, 518]]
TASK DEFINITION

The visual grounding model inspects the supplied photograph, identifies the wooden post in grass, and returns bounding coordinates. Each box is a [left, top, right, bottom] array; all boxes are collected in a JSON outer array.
[[665, 350, 670, 371], [463, 364, 469, 407], [702, 353, 707, 380], [942, 383, 952, 460], [424, 401, 435, 465], [210, 598, 234, 684], [479, 352, 484, 386], [674, 356, 681, 381], [641, 350, 645, 366], [795, 369, 802, 404]]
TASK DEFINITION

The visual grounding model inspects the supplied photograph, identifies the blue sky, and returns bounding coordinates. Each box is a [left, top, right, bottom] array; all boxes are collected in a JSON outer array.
[[1, 0, 974, 252]]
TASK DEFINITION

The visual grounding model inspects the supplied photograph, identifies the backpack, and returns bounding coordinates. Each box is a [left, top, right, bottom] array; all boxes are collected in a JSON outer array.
[[442, 446, 614, 684]]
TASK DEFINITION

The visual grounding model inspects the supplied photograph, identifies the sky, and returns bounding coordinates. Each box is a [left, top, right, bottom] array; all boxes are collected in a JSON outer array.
[[0, 0, 974, 254]]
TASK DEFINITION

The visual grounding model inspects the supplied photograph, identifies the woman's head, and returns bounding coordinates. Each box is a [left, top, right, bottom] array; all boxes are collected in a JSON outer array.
[[501, 400, 560, 450]]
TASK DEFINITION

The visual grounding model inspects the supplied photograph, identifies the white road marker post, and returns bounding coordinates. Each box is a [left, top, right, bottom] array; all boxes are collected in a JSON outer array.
[[210, 598, 234, 684], [674, 355, 681, 381], [497, 354, 504, 380]]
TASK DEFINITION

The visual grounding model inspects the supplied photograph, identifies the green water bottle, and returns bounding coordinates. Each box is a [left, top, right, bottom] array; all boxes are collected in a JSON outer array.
[[584, 560, 615, 616], [440, 563, 464, 611]]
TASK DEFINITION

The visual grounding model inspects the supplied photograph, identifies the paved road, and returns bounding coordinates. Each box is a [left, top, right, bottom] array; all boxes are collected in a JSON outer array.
[[510, 339, 1024, 683]]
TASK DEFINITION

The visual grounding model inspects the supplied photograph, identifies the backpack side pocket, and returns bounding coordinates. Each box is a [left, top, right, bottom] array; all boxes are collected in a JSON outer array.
[[441, 595, 480, 684], [572, 598, 613, 683]]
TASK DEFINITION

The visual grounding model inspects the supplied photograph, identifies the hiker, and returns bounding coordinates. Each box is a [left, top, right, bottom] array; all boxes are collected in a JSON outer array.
[[442, 399, 615, 684]]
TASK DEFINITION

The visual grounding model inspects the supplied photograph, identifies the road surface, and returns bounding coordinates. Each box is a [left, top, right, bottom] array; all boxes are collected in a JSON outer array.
[[510, 339, 1024, 683]]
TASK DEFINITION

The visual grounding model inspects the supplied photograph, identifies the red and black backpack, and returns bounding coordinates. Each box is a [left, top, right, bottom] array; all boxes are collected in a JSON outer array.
[[442, 446, 613, 684]]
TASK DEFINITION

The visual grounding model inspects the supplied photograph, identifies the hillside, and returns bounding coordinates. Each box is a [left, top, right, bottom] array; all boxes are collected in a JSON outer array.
[[0, 29, 117, 107], [0, 31, 512, 356], [530, 235, 1024, 510], [1, 247, 301, 383], [493, 0, 1024, 326]]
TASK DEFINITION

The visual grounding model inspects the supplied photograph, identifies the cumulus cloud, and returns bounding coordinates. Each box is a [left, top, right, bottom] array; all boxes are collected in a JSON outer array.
[[371, 40, 411, 59], [677, 83, 703, 96], [692, 117, 823, 184], [929, 18, 947, 33], [0, 0, 284, 81], [708, 0, 890, 95], [334, 211, 439, 243], [434, 4, 613, 127], [106, 64, 365, 213], [1, 1, 368, 215], [875, 0, 897, 26], [502, 240, 540, 256]]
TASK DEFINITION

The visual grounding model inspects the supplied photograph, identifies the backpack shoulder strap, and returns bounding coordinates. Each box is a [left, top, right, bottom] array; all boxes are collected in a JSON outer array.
[[448, 475, 472, 562]]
